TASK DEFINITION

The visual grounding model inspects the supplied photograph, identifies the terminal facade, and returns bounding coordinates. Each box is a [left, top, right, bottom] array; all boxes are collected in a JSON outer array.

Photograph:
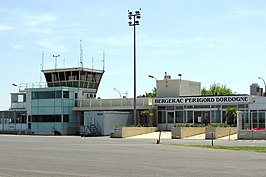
[[0, 67, 266, 136]]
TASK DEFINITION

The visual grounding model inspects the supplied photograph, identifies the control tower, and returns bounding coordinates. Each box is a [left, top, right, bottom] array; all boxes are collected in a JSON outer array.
[[42, 67, 104, 94]]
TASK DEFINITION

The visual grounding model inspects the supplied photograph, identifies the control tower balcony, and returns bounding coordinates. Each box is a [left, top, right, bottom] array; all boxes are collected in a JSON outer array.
[[42, 67, 104, 92]]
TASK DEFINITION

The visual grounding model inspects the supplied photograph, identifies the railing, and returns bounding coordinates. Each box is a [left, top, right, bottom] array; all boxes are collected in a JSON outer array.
[[76, 97, 153, 108], [87, 117, 101, 136], [18, 82, 48, 91]]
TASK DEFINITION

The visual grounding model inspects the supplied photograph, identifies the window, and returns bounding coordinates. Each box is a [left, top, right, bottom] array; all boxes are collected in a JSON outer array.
[[176, 106, 183, 110], [211, 110, 221, 123], [32, 115, 61, 122], [166, 106, 174, 110], [187, 111, 193, 123], [158, 106, 165, 111], [167, 112, 174, 123], [63, 115, 69, 122], [63, 91, 69, 98], [158, 111, 166, 123], [175, 111, 183, 123], [32, 91, 62, 99], [194, 105, 210, 109]]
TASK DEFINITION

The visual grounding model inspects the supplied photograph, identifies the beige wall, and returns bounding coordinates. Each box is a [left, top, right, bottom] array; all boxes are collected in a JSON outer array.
[[205, 127, 237, 139], [110, 127, 158, 138], [172, 127, 206, 139], [157, 79, 201, 97]]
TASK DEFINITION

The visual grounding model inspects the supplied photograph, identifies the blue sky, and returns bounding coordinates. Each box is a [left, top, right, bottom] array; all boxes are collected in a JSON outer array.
[[1, 0, 266, 110]]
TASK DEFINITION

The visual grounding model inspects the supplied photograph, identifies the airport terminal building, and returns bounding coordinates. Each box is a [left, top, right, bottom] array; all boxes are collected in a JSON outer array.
[[0, 67, 265, 137]]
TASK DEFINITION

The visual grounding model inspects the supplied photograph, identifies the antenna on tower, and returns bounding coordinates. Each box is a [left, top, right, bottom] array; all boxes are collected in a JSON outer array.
[[63, 58, 65, 67], [102, 50, 105, 71], [40, 51, 44, 82], [80, 39, 83, 68], [92, 57, 94, 70], [42, 51, 44, 70]]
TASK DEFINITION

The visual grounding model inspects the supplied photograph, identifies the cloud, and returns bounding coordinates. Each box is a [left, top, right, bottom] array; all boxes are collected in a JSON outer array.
[[80, 7, 115, 18], [11, 44, 24, 51], [25, 13, 57, 27], [0, 24, 12, 31], [231, 8, 266, 18], [139, 35, 232, 49], [37, 39, 67, 53], [94, 35, 131, 47], [28, 27, 52, 34]]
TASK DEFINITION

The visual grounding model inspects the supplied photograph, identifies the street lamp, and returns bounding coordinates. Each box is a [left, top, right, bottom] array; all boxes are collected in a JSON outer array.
[[148, 75, 157, 97], [12, 83, 20, 92], [128, 9, 141, 125], [53, 54, 60, 69], [113, 88, 122, 99], [148, 75, 157, 81], [258, 76, 266, 96]]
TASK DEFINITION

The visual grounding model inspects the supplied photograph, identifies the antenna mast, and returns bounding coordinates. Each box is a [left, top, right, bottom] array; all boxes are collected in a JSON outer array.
[[80, 39, 83, 68], [92, 57, 94, 70], [40, 51, 44, 82], [102, 50, 105, 71]]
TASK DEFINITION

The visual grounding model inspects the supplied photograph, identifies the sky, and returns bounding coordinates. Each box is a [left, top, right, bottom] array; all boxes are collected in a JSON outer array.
[[1, 0, 266, 110]]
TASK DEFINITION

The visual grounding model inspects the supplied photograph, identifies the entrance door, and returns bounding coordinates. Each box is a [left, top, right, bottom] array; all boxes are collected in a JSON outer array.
[[166, 111, 175, 130], [194, 111, 210, 124]]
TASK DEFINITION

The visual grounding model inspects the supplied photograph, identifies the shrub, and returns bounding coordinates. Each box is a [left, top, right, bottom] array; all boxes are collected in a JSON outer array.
[[209, 123, 229, 127]]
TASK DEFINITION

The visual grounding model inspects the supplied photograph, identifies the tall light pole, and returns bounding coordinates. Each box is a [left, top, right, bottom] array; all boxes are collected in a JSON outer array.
[[53, 54, 60, 69], [113, 88, 122, 99], [128, 9, 141, 125], [258, 76, 266, 96]]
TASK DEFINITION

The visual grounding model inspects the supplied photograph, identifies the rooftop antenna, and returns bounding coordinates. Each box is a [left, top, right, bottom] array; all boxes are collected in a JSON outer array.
[[92, 57, 94, 70], [63, 58, 65, 67], [96, 50, 106, 71], [80, 39, 83, 68], [42, 51, 44, 70], [40, 51, 44, 82], [102, 50, 105, 71]]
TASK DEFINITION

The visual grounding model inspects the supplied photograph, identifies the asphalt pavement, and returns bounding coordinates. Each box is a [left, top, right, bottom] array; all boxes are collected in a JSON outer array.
[[0, 135, 265, 177]]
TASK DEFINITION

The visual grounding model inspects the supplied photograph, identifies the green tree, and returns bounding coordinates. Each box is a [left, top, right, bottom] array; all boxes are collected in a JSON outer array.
[[226, 107, 237, 126], [201, 83, 233, 96], [145, 87, 157, 97], [139, 87, 157, 126]]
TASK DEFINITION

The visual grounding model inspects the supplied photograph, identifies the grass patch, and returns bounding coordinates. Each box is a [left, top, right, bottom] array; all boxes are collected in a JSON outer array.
[[171, 144, 266, 153]]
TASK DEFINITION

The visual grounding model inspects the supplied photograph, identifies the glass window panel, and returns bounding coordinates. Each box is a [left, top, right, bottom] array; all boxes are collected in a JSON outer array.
[[158, 106, 165, 111], [176, 106, 183, 110], [167, 112, 174, 123], [211, 110, 221, 123], [187, 111, 193, 123], [166, 106, 174, 110], [63, 91, 69, 98], [158, 111, 166, 123], [175, 111, 183, 123]]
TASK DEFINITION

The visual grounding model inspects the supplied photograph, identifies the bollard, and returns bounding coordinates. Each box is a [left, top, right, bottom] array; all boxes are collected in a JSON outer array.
[[156, 130, 162, 144]]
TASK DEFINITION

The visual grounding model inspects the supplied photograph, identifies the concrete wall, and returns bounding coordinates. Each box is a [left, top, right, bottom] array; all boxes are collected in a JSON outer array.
[[110, 127, 158, 138], [172, 127, 206, 139], [205, 127, 237, 139], [238, 130, 266, 140], [84, 111, 134, 136], [157, 79, 201, 97]]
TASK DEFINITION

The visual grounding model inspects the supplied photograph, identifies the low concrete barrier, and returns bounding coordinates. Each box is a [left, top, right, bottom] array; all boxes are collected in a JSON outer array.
[[205, 127, 237, 139], [238, 130, 266, 140], [171, 127, 206, 139], [110, 127, 158, 138]]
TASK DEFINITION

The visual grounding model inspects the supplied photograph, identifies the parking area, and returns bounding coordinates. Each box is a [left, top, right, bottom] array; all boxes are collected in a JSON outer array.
[[0, 135, 265, 177]]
